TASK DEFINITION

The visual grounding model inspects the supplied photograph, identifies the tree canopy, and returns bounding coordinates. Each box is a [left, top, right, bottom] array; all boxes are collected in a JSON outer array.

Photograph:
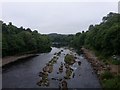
[[72, 12, 120, 56], [2, 22, 51, 57]]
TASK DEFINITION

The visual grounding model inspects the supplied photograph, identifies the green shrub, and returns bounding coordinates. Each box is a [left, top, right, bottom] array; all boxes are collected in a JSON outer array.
[[101, 71, 113, 80], [102, 75, 120, 89]]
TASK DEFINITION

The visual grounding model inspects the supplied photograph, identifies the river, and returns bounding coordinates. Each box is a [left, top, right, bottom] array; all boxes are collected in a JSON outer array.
[[2, 47, 101, 88]]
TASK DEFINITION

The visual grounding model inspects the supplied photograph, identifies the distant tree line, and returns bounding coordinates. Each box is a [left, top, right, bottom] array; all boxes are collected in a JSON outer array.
[[48, 33, 74, 47], [2, 22, 51, 57]]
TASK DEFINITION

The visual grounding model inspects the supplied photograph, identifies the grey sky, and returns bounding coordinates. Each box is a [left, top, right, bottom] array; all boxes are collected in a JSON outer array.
[[2, 2, 118, 34]]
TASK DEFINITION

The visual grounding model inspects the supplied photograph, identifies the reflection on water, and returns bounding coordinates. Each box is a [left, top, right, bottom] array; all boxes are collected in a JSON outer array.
[[2, 47, 101, 88]]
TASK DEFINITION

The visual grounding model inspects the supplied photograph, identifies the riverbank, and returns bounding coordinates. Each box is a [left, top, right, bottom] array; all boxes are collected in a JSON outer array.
[[81, 47, 120, 88], [1, 54, 39, 67], [81, 48, 108, 76]]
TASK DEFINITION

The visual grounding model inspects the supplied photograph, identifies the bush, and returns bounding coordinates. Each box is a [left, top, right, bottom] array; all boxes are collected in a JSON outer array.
[[102, 75, 120, 89], [101, 71, 113, 80]]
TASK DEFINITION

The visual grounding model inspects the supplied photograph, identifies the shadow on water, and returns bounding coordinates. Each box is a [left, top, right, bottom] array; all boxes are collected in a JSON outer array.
[[2, 56, 38, 72]]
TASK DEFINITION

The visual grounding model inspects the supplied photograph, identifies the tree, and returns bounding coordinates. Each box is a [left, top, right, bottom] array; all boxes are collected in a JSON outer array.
[[2, 22, 51, 57]]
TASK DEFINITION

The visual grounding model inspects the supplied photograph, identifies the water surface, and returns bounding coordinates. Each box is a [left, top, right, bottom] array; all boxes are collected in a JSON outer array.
[[3, 47, 101, 88]]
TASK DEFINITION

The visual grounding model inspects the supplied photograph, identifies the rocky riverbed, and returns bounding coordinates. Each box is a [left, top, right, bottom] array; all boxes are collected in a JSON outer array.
[[37, 49, 81, 88], [36, 47, 101, 89]]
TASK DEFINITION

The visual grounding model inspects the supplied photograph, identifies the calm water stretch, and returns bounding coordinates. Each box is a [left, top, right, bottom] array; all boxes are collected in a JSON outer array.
[[3, 47, 101, 88]]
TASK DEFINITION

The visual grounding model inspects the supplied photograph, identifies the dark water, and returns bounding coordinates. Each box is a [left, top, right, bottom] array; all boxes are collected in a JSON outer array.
[[2, 47, 101, 88]]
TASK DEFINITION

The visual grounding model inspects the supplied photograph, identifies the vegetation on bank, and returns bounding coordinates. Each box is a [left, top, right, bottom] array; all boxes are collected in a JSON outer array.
[[72, 12, 120, 57], [2, 22, 51, 57], [100, 71, 120, 89]]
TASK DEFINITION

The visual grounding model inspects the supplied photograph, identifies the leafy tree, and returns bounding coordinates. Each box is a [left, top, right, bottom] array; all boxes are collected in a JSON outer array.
[[2, 21, 51, 57]]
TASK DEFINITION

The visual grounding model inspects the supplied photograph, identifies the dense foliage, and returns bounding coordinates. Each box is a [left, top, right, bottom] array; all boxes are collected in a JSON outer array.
[[72, 12, 120, 56], [2, 22, 51, 57]]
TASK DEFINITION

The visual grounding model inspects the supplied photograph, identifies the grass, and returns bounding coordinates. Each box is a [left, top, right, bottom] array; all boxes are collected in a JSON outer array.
[[101, 75, 120, 89], [100, 71, 113, 80], [110, 59, 120, 65], [93, 49, 120, 65], [103, 57, 120, 65]]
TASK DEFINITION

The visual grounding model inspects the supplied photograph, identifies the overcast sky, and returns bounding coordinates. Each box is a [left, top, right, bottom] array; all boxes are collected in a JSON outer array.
[[2, 2, 118, 34]]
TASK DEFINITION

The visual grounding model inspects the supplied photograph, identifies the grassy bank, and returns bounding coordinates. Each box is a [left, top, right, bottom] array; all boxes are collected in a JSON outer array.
[[100, 71, 120, 89], [95, 50, 120, 89], [93, 49, 120, 65]]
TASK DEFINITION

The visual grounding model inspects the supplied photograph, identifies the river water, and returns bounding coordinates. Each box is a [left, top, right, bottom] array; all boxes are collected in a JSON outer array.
[[2, 47, 101, 88]]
